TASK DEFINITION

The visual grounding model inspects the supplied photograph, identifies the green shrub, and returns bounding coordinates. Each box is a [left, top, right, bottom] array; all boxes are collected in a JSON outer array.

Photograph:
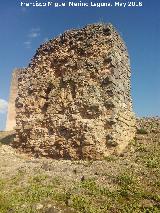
[[137, 128, 148, 134]]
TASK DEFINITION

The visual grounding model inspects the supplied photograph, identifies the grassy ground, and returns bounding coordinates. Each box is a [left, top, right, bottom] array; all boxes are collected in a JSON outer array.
[[0, 128, 160, 212]]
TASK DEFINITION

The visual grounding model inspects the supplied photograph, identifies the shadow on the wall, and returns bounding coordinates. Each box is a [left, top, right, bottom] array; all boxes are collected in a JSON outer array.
[[0, 131, 16, 145]]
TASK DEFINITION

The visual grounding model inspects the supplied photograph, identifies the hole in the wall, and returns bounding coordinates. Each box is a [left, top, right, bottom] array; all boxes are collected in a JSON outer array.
[[15, 98, 23, 108], [78, 48, 86, 56], [48, 127, 54, 135], [58, 126, 73, 140], [103, 27, 111, 36], [101, 76, 112, 86], [68, 80, 76, 99], [46, 83, 54, 94], [79, 105, 101, 119], [41, 102, 49, 113]]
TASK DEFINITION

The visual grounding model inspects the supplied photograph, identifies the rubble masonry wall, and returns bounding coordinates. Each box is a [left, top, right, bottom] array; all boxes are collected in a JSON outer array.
[[14, 24, 135, 159]]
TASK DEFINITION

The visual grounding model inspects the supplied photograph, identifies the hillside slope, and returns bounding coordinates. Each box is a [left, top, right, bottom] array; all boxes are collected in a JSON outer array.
[[0, 118, 160, 212]]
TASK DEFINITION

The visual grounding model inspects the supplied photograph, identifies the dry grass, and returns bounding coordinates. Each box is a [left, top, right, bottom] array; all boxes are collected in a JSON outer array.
[[0, 128, 160, 212]]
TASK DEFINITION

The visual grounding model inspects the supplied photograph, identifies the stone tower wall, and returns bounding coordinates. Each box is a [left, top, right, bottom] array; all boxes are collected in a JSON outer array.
[[6, 69, 21, 131], [14, 24, 135, 159]]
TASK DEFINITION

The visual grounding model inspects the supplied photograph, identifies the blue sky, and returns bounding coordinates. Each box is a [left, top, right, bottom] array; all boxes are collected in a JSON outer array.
[[0, 0, 160, 130]]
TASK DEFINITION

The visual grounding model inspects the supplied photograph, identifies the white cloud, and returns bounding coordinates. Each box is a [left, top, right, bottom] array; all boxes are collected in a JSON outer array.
[[24, 41, 31, 49], [28, 32, 40, 38], [0, 99, 8, 114], [24, 28, 41, 49], [28, 28, 40, 38]]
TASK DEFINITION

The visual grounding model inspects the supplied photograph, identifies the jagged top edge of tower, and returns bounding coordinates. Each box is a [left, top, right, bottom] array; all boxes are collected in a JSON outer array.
[[27, 23, 125, 68], [11, 23, 127, 75], [35, 22, 118, 52]]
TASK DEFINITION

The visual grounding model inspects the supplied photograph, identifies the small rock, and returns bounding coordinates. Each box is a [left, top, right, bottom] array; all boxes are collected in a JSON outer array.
[[81, 175, 85, 182], [36, 203, 43, 210]]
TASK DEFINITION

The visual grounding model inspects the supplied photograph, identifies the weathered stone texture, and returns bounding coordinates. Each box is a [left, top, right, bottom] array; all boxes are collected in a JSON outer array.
[[14, 23, 136, 159], [6, 69, 22, 131]]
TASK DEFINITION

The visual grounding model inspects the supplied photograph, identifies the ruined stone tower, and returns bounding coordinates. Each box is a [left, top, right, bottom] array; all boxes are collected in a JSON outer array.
[[14, 24, 135, 159], [6, 69, 22, 131]]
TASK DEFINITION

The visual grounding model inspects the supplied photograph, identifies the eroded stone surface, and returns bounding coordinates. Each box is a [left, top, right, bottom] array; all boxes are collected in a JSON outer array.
[[6, 69, 22, 131], [13, 23, 135, 159]]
